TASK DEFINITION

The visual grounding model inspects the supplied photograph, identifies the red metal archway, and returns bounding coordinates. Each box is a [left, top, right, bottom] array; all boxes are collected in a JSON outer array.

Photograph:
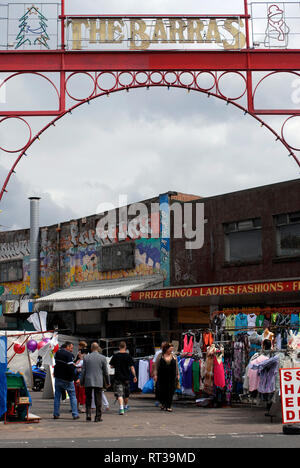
[[0, 0, 300, 202]]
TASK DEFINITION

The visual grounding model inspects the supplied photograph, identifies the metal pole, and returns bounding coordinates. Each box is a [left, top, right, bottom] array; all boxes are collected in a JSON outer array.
[[61, 0, 65, 50], [244, 0, 251, 49], [29, 197, 41, 298]]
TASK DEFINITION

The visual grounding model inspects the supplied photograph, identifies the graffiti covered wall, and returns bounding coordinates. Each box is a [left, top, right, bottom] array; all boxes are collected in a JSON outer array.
[[0, 195, 171, 299]]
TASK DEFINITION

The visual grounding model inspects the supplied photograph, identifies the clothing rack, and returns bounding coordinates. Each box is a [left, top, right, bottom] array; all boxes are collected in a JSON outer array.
[[133, 355, 154, 361]]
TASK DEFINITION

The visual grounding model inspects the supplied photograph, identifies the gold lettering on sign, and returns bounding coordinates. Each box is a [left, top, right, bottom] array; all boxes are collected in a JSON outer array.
[[89, 19, 106, 44], [107, 19, 124, 43], [72, 19, 89, 50], [152, 19, 168, 43], [169, 19, 187, 43], [206, 19, 222, 44], [69, 17, 247, 51], [187, 19, 205, 43], [130, 19, 150, 50], [223, 19, 246, 50]]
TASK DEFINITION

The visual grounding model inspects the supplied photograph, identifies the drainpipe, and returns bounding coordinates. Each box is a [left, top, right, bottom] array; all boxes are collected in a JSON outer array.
[[29, 197, 41, 298]]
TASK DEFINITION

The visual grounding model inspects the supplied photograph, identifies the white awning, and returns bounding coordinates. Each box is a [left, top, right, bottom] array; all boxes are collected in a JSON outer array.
[[35, 275, 164, 311]]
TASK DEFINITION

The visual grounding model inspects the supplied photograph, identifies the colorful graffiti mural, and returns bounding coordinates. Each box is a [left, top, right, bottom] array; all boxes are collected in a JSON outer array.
[[0, 196, 171, 298]]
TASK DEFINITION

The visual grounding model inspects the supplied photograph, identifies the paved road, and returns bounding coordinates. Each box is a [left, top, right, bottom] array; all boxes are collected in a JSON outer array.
[[1, 391, 299, 450], [1, 433, 300, 449]]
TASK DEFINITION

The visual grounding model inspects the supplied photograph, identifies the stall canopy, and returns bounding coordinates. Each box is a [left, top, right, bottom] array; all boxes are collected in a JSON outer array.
[[34, 275, 164, 311]]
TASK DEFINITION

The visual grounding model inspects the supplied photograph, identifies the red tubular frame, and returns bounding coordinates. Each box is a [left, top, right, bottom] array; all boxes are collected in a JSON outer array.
[[0, 0, 299, 203]]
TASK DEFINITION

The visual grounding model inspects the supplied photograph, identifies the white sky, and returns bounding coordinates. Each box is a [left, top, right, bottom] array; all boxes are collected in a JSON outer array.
[[0, 0, 299, 230]]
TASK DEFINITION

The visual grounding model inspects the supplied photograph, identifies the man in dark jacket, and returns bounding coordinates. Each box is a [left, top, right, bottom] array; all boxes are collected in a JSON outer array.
[[80, 342, 109, 422], [53, 342, 79, 420]]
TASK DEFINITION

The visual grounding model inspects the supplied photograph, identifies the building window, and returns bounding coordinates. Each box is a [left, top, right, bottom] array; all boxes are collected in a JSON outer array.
[[0, 260, 23, 282], [99, 242, 135, 272], [274, 211, 300, 257], [224, 218, 262, 263]]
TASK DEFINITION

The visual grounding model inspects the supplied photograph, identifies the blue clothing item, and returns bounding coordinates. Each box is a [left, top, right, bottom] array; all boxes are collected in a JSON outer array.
[[0, 336, 7, 417], [53, 378, 78, 418], [235, 313, 248, 335], [180, 358, 194, 389], [175, 357, 183, 394], [290, 314, 299, 329]]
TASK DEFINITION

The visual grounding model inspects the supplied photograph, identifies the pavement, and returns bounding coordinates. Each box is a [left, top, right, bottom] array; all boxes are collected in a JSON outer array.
[[1, 389, 286, 446]]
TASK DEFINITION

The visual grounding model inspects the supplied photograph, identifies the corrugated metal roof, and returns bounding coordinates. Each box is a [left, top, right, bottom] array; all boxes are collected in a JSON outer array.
[[36, 275, 164, 303]]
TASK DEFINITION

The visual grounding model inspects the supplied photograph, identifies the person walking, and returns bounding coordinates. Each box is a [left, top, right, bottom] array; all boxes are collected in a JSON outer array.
[[153, 342, 180, 412], [151, 341, 167, 407], [74, 348, 87, 413], [80, 342, 109, 422], [109, 341, 137, 415], [53, 341, 79, 420]]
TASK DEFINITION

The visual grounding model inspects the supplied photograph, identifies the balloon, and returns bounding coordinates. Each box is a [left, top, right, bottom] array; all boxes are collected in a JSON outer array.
[[27, 339, 38, 353], [43, 338, 51, 344], [53, 344, 59, 354], [14, 343, 25, 354], [37, 340, 46, 350]]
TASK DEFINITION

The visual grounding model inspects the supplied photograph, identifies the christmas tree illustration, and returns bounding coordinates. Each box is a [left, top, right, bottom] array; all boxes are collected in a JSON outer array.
[[15, 6, 50, 49]]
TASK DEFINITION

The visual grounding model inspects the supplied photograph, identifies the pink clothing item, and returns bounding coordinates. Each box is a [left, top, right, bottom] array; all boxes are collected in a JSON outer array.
[[214, 356, 225, 388], [248, 355, 269, 392], [149, 359, 153, 377], [183, 335, 194, 354]]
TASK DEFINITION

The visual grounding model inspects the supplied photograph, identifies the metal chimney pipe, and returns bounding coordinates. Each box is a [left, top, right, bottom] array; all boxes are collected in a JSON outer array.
[[29, 197, 41, 298]]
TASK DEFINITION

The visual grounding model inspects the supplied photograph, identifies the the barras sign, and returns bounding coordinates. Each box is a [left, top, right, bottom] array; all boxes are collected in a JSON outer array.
[[67, 16, 246, 51], [131, 280, 300, 301]]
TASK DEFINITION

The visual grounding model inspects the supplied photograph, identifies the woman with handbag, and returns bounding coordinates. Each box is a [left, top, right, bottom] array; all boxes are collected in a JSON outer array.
[[153, 342, 180, 412]]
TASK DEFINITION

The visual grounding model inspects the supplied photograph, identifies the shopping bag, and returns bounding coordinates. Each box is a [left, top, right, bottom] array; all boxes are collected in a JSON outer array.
[[142, 378, 154, 394]]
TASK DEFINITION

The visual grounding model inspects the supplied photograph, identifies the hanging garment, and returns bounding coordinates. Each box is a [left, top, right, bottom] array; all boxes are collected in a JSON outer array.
[[247, 354, 269, 392], [176, 356, 183, 394], [214, 355, 225, 389], [247, 313, 257, 335], [271, 313, 278, 326], [252, 355, 280, 394], [235, 313, 248, 335], [202, 332, 213, 352], [149, 359, 154, 377], [233, 342, 246, 383], [183, 334, 194, 354], [203, 347, 215, 395], [192, 360, 201, 394], [212, 314, 226, 340], [226, 314, 236, 336], [180, 358, 194, 389], [224, 357, 233, 404], [0, 336, 7, 418], [256, 314, 265, 332], [193, 333, 202, 356], [275, 333, 282, 350], [20, 300, 34, 313], [5, 301, 17, 314], [138, 359, 150, 391], [291, 314, 299, 330]]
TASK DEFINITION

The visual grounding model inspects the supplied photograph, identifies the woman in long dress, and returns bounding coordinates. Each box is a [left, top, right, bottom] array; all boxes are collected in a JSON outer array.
[[153, 343, 179, 412]]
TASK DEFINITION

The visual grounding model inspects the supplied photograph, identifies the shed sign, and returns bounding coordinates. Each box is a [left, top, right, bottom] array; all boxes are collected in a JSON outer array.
[[280, 368, 300, 425]]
